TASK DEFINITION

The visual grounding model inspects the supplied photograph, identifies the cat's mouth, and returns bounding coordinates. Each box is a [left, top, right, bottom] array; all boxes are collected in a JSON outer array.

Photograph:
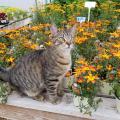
[[66, 44, 74, 49]]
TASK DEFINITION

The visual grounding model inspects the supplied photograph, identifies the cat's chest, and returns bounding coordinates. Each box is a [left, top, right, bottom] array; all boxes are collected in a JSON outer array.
[[57, 53, 71, 71]]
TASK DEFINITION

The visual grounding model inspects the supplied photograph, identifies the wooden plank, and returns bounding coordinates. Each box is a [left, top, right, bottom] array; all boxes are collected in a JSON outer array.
[[0, 104, 91, 120], [0, 118, 7, 120]]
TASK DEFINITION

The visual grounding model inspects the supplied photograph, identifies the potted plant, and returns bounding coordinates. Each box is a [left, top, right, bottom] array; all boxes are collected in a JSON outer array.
[[93, 37, 120, 96], [114, 82, 120, 113], [0, 81, 11, 103], [68, 57, 102, 114], [94, 34, 120, 112]]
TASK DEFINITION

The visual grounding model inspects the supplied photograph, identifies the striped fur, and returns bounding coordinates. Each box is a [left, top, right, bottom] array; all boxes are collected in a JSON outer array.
[[0, 24, 76, 104]]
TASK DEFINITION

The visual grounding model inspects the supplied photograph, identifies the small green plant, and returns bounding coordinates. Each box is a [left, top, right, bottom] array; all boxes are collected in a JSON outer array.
[[114, 83, 120, 99], [0, 81, 11, 103]]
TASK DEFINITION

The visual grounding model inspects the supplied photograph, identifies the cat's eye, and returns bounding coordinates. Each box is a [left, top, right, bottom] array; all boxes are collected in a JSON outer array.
[[58, 37, 65, 42]]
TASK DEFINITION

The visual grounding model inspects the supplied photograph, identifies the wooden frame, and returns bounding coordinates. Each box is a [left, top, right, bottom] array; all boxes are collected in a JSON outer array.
[[0, 104, 91, 120]]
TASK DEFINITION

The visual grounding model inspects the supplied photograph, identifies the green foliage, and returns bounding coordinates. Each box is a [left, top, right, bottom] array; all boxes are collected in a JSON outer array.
[[76, 39, 97, 61], [0, 82, 11, 103], [53, 0, 77, 4], [114, 83, 120, 99]]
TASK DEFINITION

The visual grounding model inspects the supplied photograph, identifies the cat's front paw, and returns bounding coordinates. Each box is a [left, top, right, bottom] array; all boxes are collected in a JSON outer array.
[[48, 96, 62, 105], [33, 95, 45, 101], [57, 90, 64, 97]]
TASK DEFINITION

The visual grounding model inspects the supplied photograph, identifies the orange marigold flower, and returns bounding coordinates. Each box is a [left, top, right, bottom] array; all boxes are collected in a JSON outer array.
[[75, 57, 88, 65], [77, 77, 84, 83], [75, 36, 87, 44], [31, 44, 38, 49], [82, 66, 90, 71], [89, 65, 96, 72], [65, 71, 71, 77]]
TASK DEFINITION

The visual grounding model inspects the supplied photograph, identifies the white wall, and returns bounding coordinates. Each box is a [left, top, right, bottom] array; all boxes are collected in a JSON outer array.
[[39, 0, 53, 4], [0, 0, 35, 10]]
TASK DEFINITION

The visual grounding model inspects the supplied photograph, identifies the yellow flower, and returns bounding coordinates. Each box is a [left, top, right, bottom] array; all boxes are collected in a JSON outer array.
[[110, 32, 119, 38], [45, 41, 53, 46], [83, 32, 89, 36], [31, 44, 38, 49], [44, 31, 51, 35], [77, 27, 84, 32], [99, 53, 110, 59], [0, 50, 5, 54], [74, 67, 82, 77], [106, 65, 113, 71], [112, 43, 120, 49], [82, 66, 90, 71], [103, 20, 110, 25], [114, 9, 120, 13], [6, 57, 15, 63], [95, 29, 101, 33], [85, 73, 98, 83], [0, 43, 6, 49], [67, 3, 74, 11], [112, 51, 120, 58], [96, 65, 102, 70], [75, 57, 88, 65]]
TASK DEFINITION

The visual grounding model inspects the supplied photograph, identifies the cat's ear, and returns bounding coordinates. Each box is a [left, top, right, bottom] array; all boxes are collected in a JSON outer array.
[[50, 24, 58, 36], [69, 24, 77, 37]]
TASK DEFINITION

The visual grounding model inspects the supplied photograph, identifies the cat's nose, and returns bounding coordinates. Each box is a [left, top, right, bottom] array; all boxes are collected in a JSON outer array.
[[66, 42, 71, 48]]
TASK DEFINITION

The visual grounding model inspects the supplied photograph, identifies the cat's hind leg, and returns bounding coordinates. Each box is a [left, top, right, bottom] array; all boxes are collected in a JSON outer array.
[[33, 88, 47, 101], [24, 90, 40, 97], [23, 89, 44, 101]]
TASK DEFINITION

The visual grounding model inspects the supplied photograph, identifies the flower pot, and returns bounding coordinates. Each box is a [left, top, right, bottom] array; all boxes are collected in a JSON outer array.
[[73, 96, 93, 113], [73, 96, 101, 114], [99, 81, 113, 96], [73, 96, 88, 107], [116, 98, 120, 113]]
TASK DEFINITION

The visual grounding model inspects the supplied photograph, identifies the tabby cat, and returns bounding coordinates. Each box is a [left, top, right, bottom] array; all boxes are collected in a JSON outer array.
[[0, 24, 76, 104]]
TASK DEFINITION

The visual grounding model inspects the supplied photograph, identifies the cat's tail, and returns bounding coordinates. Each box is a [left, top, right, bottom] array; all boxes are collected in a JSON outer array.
[[0, 67, 10, 82]]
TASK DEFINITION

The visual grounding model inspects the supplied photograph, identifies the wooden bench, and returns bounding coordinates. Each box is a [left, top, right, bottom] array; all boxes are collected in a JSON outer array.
[[0, 91, 120, 120]]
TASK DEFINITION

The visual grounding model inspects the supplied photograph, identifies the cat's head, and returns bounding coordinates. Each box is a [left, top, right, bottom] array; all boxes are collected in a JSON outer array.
[[50, 24, 76, 50]]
